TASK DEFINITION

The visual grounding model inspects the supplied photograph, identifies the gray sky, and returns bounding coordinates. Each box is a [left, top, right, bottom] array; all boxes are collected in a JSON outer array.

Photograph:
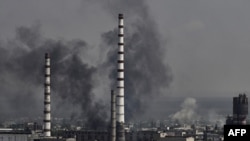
[[1, 0, 250, 99], [149, 0, 250, 98]]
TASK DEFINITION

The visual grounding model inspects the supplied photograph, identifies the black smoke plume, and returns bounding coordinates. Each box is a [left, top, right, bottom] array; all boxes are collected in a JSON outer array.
[[0, 0, 173, 127], [99, 0, 173, 121], [0, 24, 108, 129]]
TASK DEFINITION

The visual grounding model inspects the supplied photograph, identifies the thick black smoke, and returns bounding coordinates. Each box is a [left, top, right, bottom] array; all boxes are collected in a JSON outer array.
[[0, 24, 108, 129], [98, 0, 173, 121], [0, 0, 173, 127]]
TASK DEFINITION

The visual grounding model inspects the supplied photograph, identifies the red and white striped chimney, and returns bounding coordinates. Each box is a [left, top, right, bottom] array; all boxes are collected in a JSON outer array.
[[117, 13, 125, 141], [44, 53, 51, 137], [111, 90, 116, 141]]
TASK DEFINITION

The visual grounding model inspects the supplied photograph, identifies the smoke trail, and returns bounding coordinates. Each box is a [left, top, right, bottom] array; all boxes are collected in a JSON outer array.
[[0, 24, 108, 129], [172, 98, 200, 124], [206, 109, 226, 127], [97, 0, 173, 121]]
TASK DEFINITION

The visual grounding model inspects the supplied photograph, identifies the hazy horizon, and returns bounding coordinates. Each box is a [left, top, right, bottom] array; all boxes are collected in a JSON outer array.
[[0, 0, 250, 125]]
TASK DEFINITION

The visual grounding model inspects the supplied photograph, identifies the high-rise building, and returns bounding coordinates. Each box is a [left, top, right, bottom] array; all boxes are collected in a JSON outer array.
[[226, 94, 248, 125]]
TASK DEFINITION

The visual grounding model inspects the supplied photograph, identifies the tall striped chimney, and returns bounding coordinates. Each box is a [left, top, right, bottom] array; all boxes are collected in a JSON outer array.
[[44, 53, 51, 137], [111, 90, 116, 141], [117, 13, 125, 141]]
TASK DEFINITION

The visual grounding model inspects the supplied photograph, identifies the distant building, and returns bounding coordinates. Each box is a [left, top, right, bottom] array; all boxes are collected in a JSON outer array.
[[158, 136, 194, 141], [226, 94, 248, 125], [33, 137, 75, 141], [58, 130, 196, 141], [59, 130, 108, 141], [0, 129, 31, 141]]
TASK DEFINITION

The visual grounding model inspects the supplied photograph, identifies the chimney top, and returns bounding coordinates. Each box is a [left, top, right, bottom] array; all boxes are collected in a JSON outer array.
[[45, 53, 50, 58], [119, 14, 123, 19]]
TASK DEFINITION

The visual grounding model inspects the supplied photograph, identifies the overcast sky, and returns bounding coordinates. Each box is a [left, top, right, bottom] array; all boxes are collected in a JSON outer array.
[[1, 0, 250, 99]]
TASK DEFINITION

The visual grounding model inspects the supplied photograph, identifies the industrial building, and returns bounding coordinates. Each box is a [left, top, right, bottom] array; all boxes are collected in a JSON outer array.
[[226, 94, 248, 125], [0, 13, 228, 141], [0, 129, 31, 141], [58, 130, 195, 141], [59, 130, 108, 141]]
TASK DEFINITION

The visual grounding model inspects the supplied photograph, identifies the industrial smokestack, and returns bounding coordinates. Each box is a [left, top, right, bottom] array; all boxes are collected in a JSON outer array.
[[111, 90, 116, 141], [44, 53, 51, 137], [116, 13, 125, 141]]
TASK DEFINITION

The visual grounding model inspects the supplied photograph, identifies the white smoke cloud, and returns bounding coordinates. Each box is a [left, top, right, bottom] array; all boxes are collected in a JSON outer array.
[[172, 97, 200, 124], [206, 109, 226, 127], [171, 98, 227, 127]]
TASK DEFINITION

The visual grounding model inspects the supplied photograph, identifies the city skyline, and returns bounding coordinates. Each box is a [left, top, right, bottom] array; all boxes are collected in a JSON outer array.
[[0, 0, 250, 123]]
